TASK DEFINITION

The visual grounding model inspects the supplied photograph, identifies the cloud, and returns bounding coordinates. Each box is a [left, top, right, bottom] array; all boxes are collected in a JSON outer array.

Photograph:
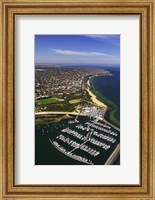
[[84, 34, 120, 40], [83, 35, 120, 46], [49, 49, 115, 58]]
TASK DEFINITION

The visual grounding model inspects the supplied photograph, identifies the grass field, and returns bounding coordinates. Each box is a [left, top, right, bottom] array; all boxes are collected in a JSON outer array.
[[69, 99, 81, 104], [74, 93, 81, 97], [37, 97, 61, 104]]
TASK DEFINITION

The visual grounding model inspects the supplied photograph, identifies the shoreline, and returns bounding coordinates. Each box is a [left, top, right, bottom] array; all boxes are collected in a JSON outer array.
[[86, 76, 107, 109], [35, 111, 86, 116], [35, 111, 120, 131], [87, 75, 120, 128], [35, 73, 120, 128]]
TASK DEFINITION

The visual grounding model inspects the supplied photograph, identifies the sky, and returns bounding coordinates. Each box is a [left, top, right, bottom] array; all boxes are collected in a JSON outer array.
[[35, 35, 120, 66]]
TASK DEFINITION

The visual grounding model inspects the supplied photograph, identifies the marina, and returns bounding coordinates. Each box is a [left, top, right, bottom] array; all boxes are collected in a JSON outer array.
[[35, 69, 120, 165], [35, 114, 120, 165], [35, 35, 120, 165]]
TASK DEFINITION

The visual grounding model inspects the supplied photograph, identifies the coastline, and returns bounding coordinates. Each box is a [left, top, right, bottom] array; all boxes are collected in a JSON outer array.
[[86, 76, 107, 109], [87, 74, 120, 128], [35, 75, 112, 123], [35, 111, 86, 116], [35, 73, 120, 127]]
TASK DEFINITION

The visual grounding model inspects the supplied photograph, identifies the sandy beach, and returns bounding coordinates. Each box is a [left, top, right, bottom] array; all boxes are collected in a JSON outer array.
[[86, 77, 107, 108]]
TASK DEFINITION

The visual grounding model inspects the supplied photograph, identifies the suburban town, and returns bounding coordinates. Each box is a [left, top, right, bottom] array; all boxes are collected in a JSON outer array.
[[35, 66, 111, 100], [35, 65, 120, 165]]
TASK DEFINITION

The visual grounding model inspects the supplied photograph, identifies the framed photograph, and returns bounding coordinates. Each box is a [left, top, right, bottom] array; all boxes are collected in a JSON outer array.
[[0, 0, 155, 199], [35, 34, 120, 166]]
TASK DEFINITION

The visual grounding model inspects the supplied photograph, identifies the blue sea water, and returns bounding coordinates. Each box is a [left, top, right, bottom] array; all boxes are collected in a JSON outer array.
[[90, 69, 120, 127], [35, 66, 120, 165]]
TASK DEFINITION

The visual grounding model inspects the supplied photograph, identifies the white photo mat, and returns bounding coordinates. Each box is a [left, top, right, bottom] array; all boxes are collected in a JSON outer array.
[[16, 16, 140, 184]]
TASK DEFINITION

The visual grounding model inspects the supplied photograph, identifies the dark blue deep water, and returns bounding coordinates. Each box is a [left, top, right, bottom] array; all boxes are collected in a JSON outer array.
[[35, 67, 120, 165], [90, 69, 120, 127]]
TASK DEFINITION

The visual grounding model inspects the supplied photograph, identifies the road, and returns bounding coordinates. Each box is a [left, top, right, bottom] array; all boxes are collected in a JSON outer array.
[[35, 111, 86, 116]]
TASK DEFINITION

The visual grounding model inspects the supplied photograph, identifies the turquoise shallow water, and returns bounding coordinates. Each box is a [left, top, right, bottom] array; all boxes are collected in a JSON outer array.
[[90, 69, 120, 127]]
